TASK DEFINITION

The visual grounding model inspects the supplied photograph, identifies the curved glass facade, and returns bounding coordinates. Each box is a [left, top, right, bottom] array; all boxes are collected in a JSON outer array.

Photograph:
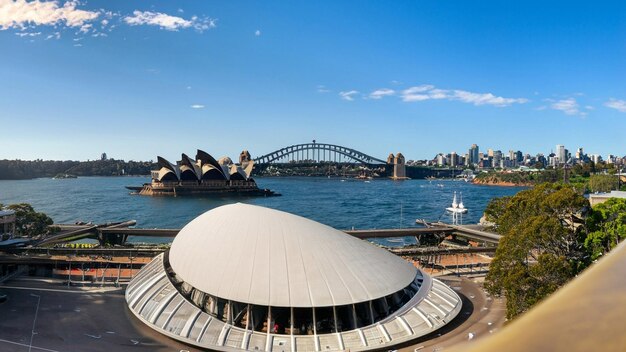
[[163, 250, 423, 336]]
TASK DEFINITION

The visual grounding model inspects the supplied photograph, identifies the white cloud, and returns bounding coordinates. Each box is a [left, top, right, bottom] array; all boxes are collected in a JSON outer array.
[[400, 84, 527, 107], [190, 104, 204, 109], [403, 85, 434, 94], [0, 0, 100, 30], [1, 2, 215, 42], [124, 10, 215, 32], [78, 23, 91, 33], [15, 31, 41, 37], [45, 31, 60, 40], [255, 29, 261, 36], [549, 98, 581, 116], [428, 88, 449, 100], [339, 90, 359, 101], [605, 99, 626, 113], [317, 85, 330, 93], [124, 11, 189, 30], [401, 85, 438, 102], [368, 88, 395, 100], [452, 90, 528, 106]]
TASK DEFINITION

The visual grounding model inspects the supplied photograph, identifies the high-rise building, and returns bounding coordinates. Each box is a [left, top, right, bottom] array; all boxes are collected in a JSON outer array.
[[576, 147, 584, 160], [487, 149, 494, 158], [515, 151, 523, 164], [469, 144, 479, 165], [536, 153, 546, 167], [493, 150, 503, 168], [508, 150, 517, 167], [436, 154, 446, 166], [556, 145, 566, 164], [524, 154, 532, 165], [450, 152, 459, 166]]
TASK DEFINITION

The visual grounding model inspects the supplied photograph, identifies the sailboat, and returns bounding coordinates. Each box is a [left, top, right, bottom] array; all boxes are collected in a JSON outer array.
[[446, 191, 468, 214]]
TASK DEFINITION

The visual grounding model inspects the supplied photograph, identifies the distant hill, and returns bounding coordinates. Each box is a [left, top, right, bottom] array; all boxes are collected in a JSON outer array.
[[0, 159, 157, 180]]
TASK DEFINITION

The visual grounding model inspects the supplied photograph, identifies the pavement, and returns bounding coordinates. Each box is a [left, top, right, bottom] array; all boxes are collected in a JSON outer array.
[[0, 275, 505, 352], [0, 280, 203, 352], [399, 275, 507, 352]]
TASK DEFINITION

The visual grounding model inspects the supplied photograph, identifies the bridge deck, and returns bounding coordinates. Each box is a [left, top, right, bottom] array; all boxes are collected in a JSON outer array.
[[96, 224, 500, 243]]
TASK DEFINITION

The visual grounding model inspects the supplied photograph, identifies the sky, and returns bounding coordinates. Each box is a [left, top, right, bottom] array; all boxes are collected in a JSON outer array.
[[1, 0, 625, 162]]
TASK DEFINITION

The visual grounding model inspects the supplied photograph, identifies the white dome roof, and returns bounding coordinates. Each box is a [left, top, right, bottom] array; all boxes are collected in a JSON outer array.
[[169, 203, 417, 308]]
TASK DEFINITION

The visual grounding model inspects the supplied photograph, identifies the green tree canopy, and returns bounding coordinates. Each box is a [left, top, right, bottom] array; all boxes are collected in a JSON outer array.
[[585, 198, 626, 261], [6, 203, 54, 237], [485, 183, 590, 319], [588, 174, 618, 193]]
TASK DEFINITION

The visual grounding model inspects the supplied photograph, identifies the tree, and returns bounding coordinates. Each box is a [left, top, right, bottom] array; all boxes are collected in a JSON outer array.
[[485, 183, 590, 319], [483, 196, 512, 228], [585, 198, 626, 261], [6, 203, 54, 237], [588, 174, 618, 193]]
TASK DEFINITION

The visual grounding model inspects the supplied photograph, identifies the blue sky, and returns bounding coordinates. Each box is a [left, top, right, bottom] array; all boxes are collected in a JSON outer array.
[[1, 0, 625, 162]]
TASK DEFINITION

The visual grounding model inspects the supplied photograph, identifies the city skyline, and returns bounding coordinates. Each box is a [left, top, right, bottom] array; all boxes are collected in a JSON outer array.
[[1, 0, 626, 161], [429, 142, 623, 170]]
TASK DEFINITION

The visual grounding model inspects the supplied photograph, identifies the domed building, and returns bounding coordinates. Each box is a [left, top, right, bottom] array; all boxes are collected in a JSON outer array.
[[126, 204, 461, 351]]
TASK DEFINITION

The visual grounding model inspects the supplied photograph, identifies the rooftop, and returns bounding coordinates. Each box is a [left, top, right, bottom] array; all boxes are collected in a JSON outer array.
[[0, 209, 15, 217], [169, 203, 417, 308]]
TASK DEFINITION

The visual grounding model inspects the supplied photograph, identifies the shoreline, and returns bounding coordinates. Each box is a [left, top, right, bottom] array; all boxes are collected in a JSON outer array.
[[472, 180, 533, 187]]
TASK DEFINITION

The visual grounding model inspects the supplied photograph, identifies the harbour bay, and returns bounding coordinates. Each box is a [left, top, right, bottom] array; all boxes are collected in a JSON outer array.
[[0, 176, 523, 244]]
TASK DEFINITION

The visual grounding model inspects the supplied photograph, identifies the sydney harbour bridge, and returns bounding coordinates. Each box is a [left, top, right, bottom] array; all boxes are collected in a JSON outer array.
[[249, 141, 457, 179], [253, 141, 388, 165]]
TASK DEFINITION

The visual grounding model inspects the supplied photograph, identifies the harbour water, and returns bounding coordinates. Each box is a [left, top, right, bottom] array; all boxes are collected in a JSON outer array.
[[0, 176, 524, 244]]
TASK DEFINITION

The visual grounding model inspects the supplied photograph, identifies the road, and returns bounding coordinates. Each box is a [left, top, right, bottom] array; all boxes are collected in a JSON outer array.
[[399, 276, 507, 352], [0, 280, 202, 352], [0, 275, 505, 352]]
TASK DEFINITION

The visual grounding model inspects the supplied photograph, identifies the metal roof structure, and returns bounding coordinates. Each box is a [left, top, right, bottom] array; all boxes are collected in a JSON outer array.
[[126, 204, 462, 352], [169, 203, 417, 308]]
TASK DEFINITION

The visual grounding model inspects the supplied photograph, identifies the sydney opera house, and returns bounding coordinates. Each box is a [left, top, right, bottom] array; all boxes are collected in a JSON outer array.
[[130, 150, 276, 196], [126, 204, 462, 352]]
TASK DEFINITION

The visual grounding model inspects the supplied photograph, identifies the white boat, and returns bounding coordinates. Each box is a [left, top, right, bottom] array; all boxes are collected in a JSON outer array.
[[446, 191, 468, 214]]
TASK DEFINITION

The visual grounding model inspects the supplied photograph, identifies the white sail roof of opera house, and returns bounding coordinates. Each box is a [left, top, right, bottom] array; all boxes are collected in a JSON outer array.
[[169, 203, 417, 308]]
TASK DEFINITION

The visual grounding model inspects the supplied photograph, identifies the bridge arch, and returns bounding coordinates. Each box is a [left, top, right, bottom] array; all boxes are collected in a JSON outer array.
[[253, 143, 387, 165]]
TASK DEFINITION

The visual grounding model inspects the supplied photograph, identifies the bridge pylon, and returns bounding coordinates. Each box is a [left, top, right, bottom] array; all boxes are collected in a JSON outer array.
[[388, 152, 408, 180]]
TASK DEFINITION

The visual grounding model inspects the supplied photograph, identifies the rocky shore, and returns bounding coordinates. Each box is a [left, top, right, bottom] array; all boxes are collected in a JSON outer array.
[[472, 177, 532, 187]]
